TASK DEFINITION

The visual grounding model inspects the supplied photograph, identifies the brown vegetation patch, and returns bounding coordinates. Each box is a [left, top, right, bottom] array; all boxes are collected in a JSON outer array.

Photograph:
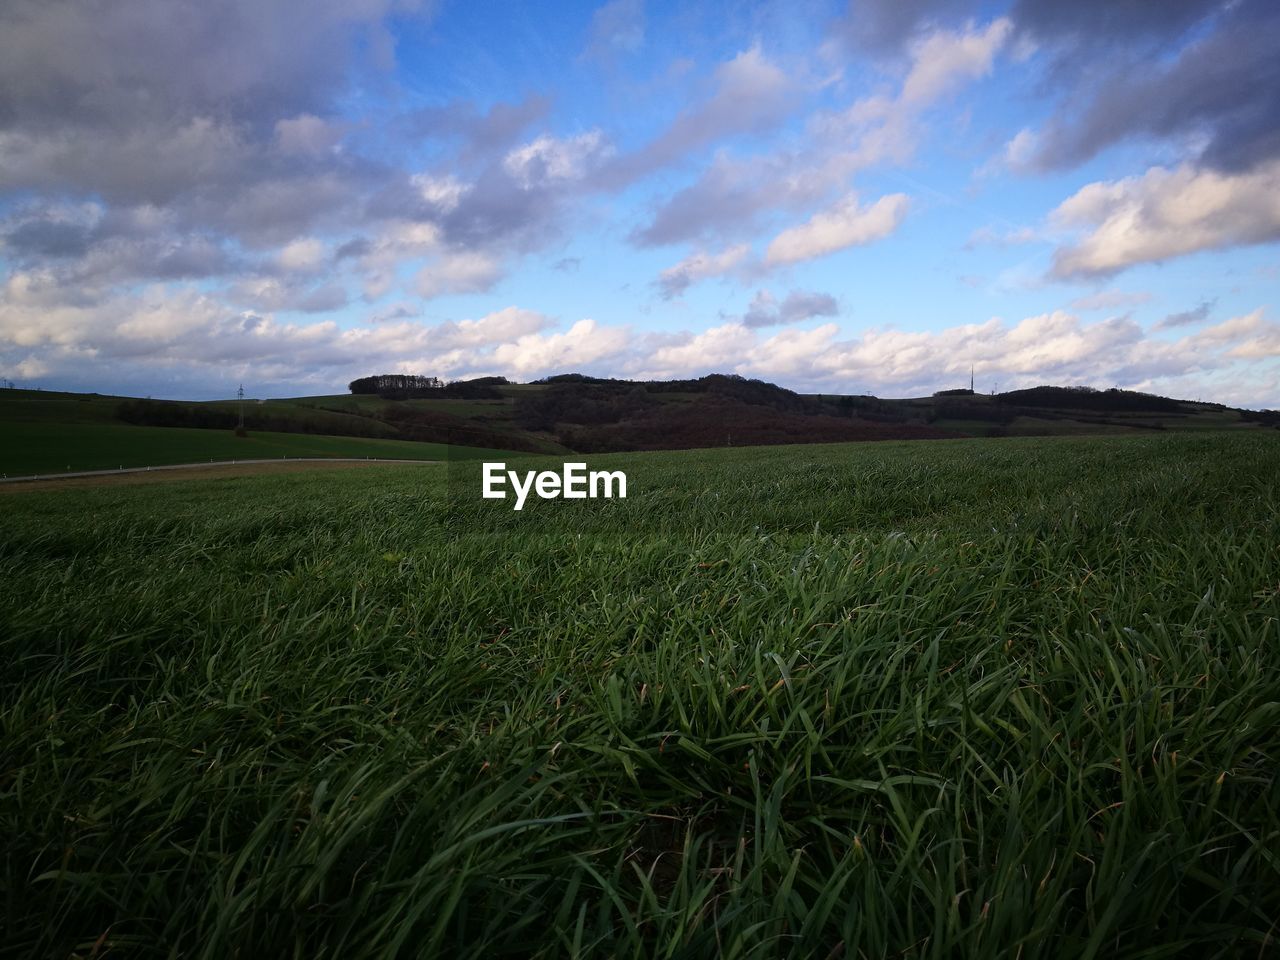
[[0, 459, 434, 494]]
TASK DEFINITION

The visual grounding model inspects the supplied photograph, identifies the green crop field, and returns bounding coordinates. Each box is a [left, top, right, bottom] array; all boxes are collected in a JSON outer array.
[[3, 432, 1279, 958]]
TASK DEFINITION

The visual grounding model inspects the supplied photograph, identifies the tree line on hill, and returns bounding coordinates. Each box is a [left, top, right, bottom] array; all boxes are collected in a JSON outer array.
[[348, 374, 509, 400], [514, 374, 951, 451], [997, 385, 1188, 412], [349, 374, 442, 394], [116, 396, 551, 453], [116, 399, 390, 437], [516, 373, 826, 431]]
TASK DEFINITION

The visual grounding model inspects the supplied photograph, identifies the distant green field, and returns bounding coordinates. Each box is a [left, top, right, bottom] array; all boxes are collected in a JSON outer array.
[[199, 399, 402, 437], [3, 432, 1278, 957], [0, 391, 127, 422], [0, 388, 532, 474], [0, 421, 510, 475], [287, 393, 391, 414]]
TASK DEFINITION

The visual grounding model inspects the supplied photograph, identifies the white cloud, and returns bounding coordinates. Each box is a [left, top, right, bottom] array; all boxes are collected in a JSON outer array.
[[504, 131, 612, 188], [347, 220, 444, 301], [0, 283, 560, 387], [901, 18, 1012, 106], [1193, 309, 1280, 358], [273, 114, 345, 156], [491, 318, 631, 376], [644, 322, 757, 372], [12, 355, 50, 378], [626, 307, 1280, 408], [224, 275, 348, 314], [276, 237, 326, 272], [816, 17, 1014, 169], [765, 192, 909, 266], [415, 251, 503, 299], [1002, 127, 1038, 172], [410, 173, 468, 214], [438, 306, 550, 348], [1050, 160, 1280, 278], [657, 244, 751, 299]]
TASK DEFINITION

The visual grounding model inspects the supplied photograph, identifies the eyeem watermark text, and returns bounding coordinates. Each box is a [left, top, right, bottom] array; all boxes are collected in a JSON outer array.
[[482, 462, 627, 510]]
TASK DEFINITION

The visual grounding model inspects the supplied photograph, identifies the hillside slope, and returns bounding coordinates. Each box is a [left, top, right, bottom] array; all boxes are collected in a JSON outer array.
[[2, 378, 1274, 468]]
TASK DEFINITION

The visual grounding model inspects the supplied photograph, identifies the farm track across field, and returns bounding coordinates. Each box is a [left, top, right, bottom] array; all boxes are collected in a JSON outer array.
[[0, 458, 440, 488]]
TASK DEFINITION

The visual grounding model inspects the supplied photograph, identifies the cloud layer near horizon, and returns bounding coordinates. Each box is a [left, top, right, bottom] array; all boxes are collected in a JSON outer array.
[[4, 272, 1277, 407]]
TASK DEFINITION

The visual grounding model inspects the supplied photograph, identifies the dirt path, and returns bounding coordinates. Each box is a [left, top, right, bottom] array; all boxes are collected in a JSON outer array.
[[0, 458, 439, 492]]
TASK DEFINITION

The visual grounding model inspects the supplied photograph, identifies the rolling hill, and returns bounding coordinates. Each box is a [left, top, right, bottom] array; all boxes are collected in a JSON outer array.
[[2, 376, 1275, 476]]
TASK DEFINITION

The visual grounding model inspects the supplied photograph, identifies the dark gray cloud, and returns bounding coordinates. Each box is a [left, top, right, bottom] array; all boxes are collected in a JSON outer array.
[[741, 289, 839, 328], [0, 0, 425, 134], [0, 0, 443, 315], [367, 302, 419, 323], [3, 206, 237, 284], [295, 283, 350, 313], [0, 1, 434, 340], [837, 0, 1220, 53], [193, 166, 392, 248], [0, 2, 814, 324], [334, 237, 374, 261], [403, 95, 552, 160], [1156, 300, 1215, 330], [3, 217, 90, 258], [1009, 0, 1219, 46], [136, 238, 236, 281], [838, 0, 1278, 175], [1028, 0, 1280, 173], [370, 114, 608, 263], [632, 158, 767, 248], [834, 0, 973, 53], [439, 166, 564, 252]]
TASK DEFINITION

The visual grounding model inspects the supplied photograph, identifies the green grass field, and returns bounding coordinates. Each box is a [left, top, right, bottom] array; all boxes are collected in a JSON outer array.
[[3, 432, 1279, 957]]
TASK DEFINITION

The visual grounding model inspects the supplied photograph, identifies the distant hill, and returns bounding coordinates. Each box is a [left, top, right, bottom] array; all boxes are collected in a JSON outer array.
[[500, 375, 1278, 451], [1, 378, 1275, 469]]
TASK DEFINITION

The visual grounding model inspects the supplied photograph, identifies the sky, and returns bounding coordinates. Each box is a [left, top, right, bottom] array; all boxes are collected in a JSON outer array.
[[1, 0, 1279, 406]]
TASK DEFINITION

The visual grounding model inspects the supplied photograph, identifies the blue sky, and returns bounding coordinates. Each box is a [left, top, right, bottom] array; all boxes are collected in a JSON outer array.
[[1, 0, 1278, 404]]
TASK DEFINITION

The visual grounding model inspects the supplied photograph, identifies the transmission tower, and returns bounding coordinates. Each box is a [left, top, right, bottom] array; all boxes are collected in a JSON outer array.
[[237, 383, 245, 430]]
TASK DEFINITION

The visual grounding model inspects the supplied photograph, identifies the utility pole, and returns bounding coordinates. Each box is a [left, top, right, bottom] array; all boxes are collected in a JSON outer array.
[[970, 365, 974, 392]]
